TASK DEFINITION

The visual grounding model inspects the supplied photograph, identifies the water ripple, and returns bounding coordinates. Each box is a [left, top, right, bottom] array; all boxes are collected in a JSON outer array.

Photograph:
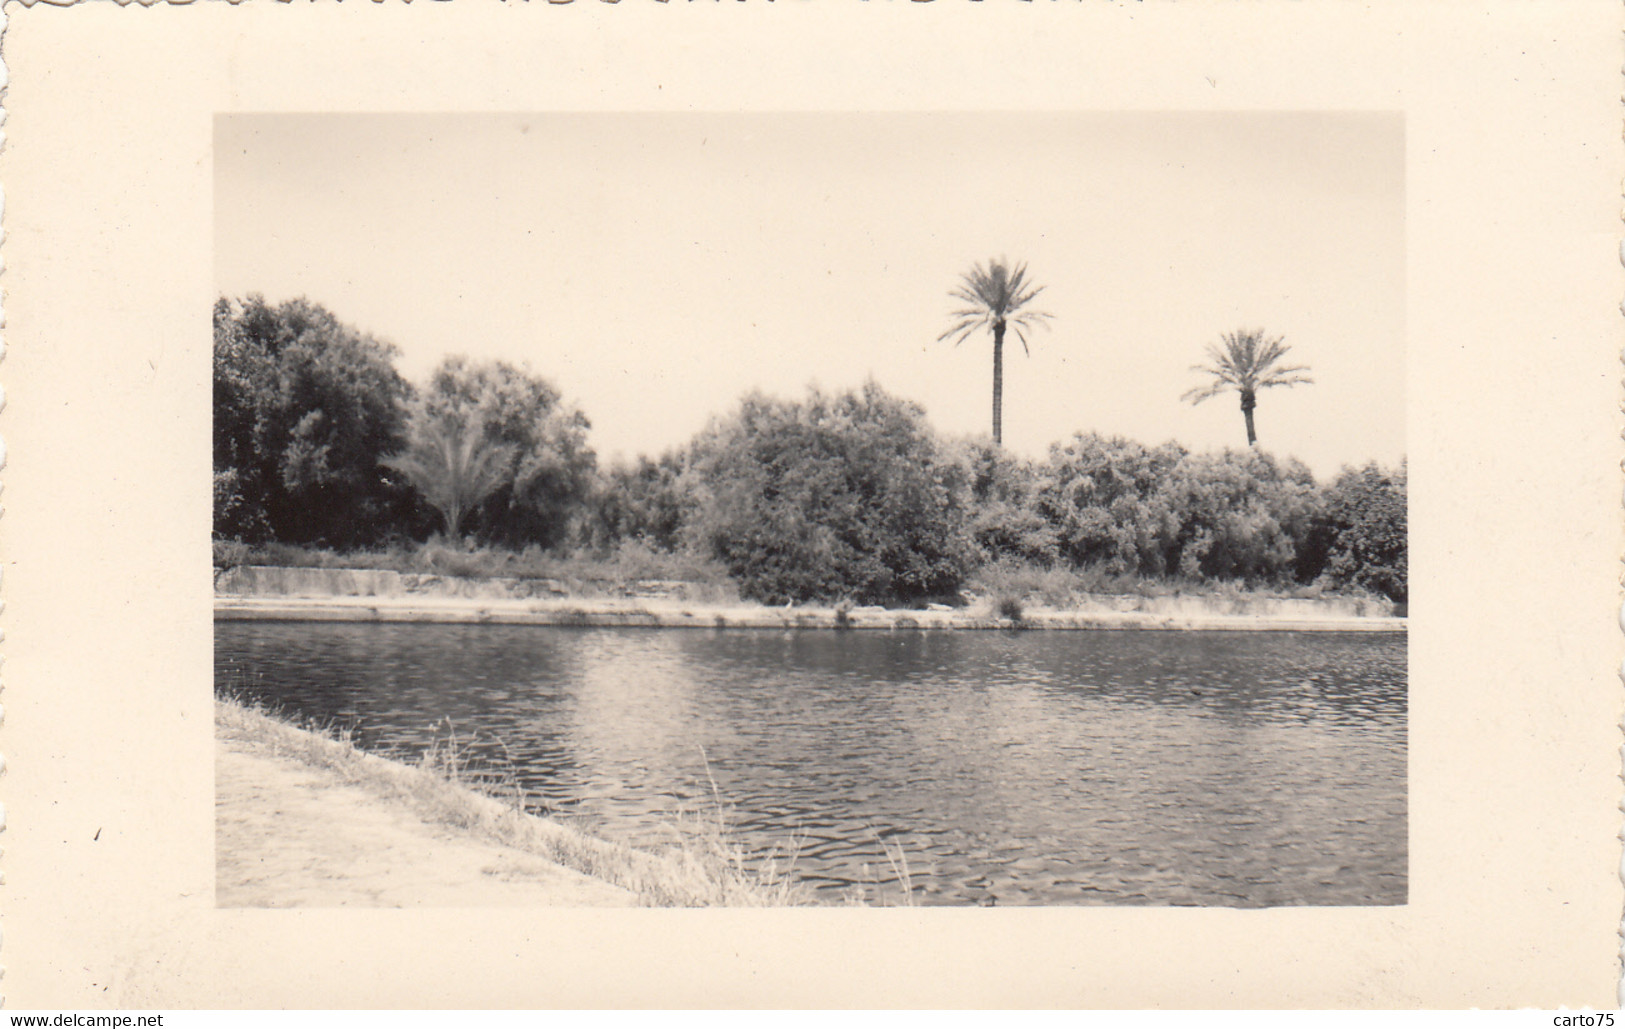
[[218, 624, 1405, 906]]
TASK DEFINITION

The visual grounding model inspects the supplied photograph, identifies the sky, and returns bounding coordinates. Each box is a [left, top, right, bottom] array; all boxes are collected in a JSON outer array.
[[215, 112, 1404, 480]]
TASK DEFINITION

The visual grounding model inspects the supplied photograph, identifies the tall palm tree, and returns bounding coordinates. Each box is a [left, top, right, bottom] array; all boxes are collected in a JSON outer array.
[[1181, 328, 1313, 446], [938, 257, 1052, 446], [384, 410, 516, 540]]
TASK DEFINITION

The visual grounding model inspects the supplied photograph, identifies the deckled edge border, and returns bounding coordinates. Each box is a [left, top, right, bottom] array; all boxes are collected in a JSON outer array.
[[0, 0, 13, 1011]]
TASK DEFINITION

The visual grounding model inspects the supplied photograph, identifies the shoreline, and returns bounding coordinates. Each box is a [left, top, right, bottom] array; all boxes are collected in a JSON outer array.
[[216, 698, 804, 907], [216, 593, 1405, 633]]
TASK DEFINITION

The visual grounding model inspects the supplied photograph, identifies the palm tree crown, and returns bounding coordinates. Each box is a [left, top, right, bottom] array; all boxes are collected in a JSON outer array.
[[938, 257, 1052, 446], [1181, 328, 1312, 446], [384, 410, 517, 540]]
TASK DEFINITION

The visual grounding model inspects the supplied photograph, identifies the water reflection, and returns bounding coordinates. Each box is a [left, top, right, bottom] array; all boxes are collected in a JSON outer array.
[[216, 623, 1405, 906]]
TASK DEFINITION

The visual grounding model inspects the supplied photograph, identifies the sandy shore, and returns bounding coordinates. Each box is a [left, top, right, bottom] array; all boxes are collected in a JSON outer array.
[[216, 700, 803, 907], [217, 743, 635, 908], [216, 704, 636, 907], [216, 592, 1406, 632]]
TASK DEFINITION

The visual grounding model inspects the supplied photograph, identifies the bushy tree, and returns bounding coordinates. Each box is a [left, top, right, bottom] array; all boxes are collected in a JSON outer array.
[[1161, 448, 1321, 582], [1034, 434, 1323, 585], [953, 438, 1060, 566], [1315, 461, 1407, 601], [1039, 433, 1187, 575], [213, 295, 413, 546], [687, 382, 974, 605], [417, 356, 597, 549]]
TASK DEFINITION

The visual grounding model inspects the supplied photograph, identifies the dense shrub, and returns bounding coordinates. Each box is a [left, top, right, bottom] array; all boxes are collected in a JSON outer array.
[[953, 439, 1060, 566], [1025, 435, 1332, 587], [1315, 461, 1407, 601], [589, 450, 693, 552], [686, 382, 974, 605], [1160, 448, 1321, 583], [1038, 433, 1189, 576]]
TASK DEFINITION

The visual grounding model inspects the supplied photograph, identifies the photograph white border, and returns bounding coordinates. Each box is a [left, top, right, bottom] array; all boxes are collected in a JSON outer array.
[[1, 1, 1618, 1008]]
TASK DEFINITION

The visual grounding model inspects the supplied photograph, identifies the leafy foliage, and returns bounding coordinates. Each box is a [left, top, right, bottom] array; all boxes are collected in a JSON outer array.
[[213, 295, 414, 546], [953, 439, 1060, 566], [1158, 448, 1321, 582], [1001, 434, 1340, 588], [938, 258, 1052, 354], [687, 382, 974, 605], [1314, 461, 1408, 601], [416, 356, 598, 549], [1039, 433, 1187, 576], [589, 451, 693, 552]]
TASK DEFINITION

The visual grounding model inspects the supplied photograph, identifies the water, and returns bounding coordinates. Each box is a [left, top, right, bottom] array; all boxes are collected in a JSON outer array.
[[216, 623, 1406, 906]]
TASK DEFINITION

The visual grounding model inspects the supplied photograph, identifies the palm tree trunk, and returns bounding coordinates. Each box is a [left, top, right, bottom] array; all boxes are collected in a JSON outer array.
[[992, 322, 1005, 446], [1240, 392, 1258, 446]]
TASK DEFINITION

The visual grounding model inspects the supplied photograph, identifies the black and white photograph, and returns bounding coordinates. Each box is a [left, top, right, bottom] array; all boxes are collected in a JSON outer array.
[[212, 112, 1408, 910], [4, 1, 1618, 1011]]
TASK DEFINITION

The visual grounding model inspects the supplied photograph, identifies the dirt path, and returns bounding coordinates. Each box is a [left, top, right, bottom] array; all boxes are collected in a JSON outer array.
[[216, 740, 635, 908]]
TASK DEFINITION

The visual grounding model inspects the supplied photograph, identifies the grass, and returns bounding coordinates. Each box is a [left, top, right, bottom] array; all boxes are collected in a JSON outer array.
[[215, 693, 806, 907], [964, 556, 1391, 610], [837, 832, 919, 907]]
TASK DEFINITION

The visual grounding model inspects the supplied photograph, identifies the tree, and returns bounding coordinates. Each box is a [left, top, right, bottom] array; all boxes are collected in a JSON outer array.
[[1035, 435, 1322, 584], [213, 295, 414, 546], [938, 258, 1052, 446], [1181, 328, 1312, 446], [687, 382, 974, 605], [416, 356, 597, 549], [383, 410, 516, 540], [1158, 448, 1320, 583]]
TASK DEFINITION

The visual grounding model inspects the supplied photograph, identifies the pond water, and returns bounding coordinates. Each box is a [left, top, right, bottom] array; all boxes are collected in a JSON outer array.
[[216, 623, 1405, 906]]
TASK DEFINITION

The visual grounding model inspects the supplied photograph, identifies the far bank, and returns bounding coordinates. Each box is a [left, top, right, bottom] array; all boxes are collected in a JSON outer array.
[[215, 564, 1404, 632]]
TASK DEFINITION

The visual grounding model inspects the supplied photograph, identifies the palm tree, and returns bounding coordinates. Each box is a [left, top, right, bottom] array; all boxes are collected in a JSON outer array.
[[383, 410, 516, 540], [938, 257, 1052, 446], [1181, 328, 1313, 446]]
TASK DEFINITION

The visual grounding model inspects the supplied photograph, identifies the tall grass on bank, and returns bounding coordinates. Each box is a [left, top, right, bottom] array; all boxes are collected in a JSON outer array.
[[965, 556, 1385, 611], [840, 834, 919, 907], [216, 694, 803, 907]]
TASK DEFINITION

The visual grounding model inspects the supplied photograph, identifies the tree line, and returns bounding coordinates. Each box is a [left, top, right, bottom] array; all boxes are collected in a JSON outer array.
[[214, 294, 1406, 607]]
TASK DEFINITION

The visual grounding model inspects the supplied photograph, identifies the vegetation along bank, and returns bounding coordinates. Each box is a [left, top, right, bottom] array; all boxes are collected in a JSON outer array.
[[214, 289, 1405, 615]]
